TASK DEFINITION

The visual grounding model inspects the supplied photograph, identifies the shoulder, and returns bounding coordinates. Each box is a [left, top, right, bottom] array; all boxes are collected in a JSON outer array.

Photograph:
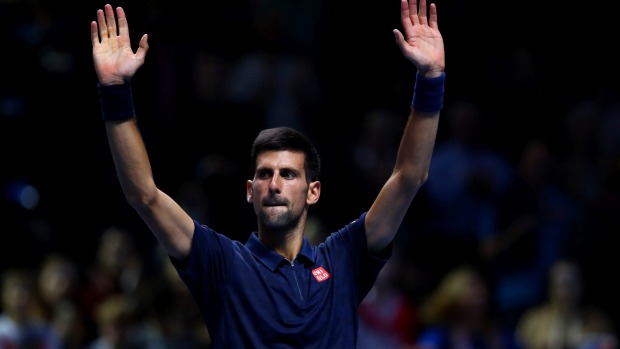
[[321, 212, 367, 245]]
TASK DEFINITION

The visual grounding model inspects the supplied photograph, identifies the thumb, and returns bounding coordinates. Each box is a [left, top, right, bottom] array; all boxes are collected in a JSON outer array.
[[393, 29, 406, 51], [135, 34, 149, 61]]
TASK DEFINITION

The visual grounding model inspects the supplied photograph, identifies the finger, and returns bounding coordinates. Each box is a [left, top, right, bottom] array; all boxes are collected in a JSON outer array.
[[96, 8, 108, 40], [116, 6, 129, 38], [409, 0, 419, 26], [401, 0, 414, 39], [104, 4, 117, 37], [418, 0, 428, 26], [90, 21, 100, 47], [429, 3, 438, 30]]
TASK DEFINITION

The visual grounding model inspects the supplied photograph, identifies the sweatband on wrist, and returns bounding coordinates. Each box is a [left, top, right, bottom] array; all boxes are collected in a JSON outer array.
[[98, 82, 135, 121], [411, 71, 445, 113]]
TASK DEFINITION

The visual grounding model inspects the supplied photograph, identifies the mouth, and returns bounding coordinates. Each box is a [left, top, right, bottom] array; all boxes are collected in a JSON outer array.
[[263, 201, 286, 207]]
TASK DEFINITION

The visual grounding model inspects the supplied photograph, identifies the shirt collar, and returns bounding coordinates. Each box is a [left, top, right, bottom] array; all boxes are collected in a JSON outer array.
[[245, 232, 315, 271]]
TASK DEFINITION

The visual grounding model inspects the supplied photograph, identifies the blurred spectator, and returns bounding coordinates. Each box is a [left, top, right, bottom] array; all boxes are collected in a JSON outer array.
[[78, 226, 147, 343], [152, 246, 211, 348], [336, 107, 419, 233], [358, 247, 419, 349], [87, 295, 131, 349], [564, 93, 620, 325], [515, 259, 617, 349], [0, 267, 63, 348], [424, 98, 513, 236], [561, 98, 606, 208], [87, 294, 164, 349], [421, 98, 514, 274], [414, 264, 519, 349], [350, 108, 405, 201], [220, 11, 323, 135], [37, 253, 87, 348], [479, 139, 584, 328]]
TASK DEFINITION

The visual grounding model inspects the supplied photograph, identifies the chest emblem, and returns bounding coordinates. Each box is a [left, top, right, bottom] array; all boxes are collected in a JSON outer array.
[[312, 266, 330, 282]]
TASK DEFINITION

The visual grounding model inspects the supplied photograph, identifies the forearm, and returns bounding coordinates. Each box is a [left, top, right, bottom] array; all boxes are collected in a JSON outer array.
[[393, 108, 440, 188], [105, 119, 158, 206], [393, 70, 444, 188], [97, 79, 157, 206]]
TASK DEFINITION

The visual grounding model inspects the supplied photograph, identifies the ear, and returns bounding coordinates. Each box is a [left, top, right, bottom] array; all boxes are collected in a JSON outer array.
[[246, 180, 253, 203], [306, 181, 321, 205]]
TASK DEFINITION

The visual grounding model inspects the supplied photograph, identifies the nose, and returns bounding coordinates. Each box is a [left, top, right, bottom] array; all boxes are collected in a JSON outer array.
[[269, 173, 283, 193]]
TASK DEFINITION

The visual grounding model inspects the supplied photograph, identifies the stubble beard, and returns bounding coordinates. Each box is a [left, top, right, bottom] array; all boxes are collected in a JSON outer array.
[[259, 207, 301, 233]]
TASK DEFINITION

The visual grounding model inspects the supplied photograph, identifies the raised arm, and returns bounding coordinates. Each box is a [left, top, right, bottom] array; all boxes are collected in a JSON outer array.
[[365, 0, 445, 253], [91, 4, 195, 260]]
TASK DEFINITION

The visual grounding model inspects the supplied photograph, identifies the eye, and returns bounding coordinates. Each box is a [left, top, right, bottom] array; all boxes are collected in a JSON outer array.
[[281, 169, 296, 179], [256, 169, 272, 180]]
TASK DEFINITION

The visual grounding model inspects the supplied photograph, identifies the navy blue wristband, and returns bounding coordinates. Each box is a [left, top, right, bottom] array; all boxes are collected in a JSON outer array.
[[411, 71, 445, 113], [98, 82, 136, 121]]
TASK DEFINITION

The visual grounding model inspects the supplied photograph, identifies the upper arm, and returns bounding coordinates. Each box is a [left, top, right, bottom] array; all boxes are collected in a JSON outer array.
[[365, 173, 419, 253], [133, 188, 196, 261]]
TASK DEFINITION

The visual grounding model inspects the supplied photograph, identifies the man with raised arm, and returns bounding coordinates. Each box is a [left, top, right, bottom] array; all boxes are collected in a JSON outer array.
[[90, 0, 445, 347]]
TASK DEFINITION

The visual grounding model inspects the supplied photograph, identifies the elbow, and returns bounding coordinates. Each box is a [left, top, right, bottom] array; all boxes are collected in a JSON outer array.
[[410, 171, 429, 192], [393, 156, 431, 192], [393, 168, 429, 193], [407, 162, 430, 189], [419, 170, 430, 188], [124, 185, 159, 210]]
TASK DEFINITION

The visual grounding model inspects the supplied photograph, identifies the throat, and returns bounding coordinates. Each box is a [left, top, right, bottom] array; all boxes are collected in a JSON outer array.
[[259, 229, 304, 261]]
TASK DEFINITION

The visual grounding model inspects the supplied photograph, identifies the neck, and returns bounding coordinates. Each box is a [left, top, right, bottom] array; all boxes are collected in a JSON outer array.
[[259, 224, 306, 261]]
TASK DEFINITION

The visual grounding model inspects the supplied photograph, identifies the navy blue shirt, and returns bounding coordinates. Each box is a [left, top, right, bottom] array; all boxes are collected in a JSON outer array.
[[172, 212, 391, 348]]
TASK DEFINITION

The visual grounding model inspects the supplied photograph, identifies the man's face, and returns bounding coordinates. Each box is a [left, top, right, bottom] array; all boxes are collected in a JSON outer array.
[[247, 150, 313, 230]]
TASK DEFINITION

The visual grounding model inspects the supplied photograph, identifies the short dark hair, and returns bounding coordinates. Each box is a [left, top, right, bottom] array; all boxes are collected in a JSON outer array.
[[251, 127, 321, 182]]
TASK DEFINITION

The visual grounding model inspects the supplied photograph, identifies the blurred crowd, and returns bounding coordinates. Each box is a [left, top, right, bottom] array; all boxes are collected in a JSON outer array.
[[1, 0, 619, 347]]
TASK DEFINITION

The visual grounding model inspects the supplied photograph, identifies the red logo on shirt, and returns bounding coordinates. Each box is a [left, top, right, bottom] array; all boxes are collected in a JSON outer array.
[[312, 267, 330, 282]]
